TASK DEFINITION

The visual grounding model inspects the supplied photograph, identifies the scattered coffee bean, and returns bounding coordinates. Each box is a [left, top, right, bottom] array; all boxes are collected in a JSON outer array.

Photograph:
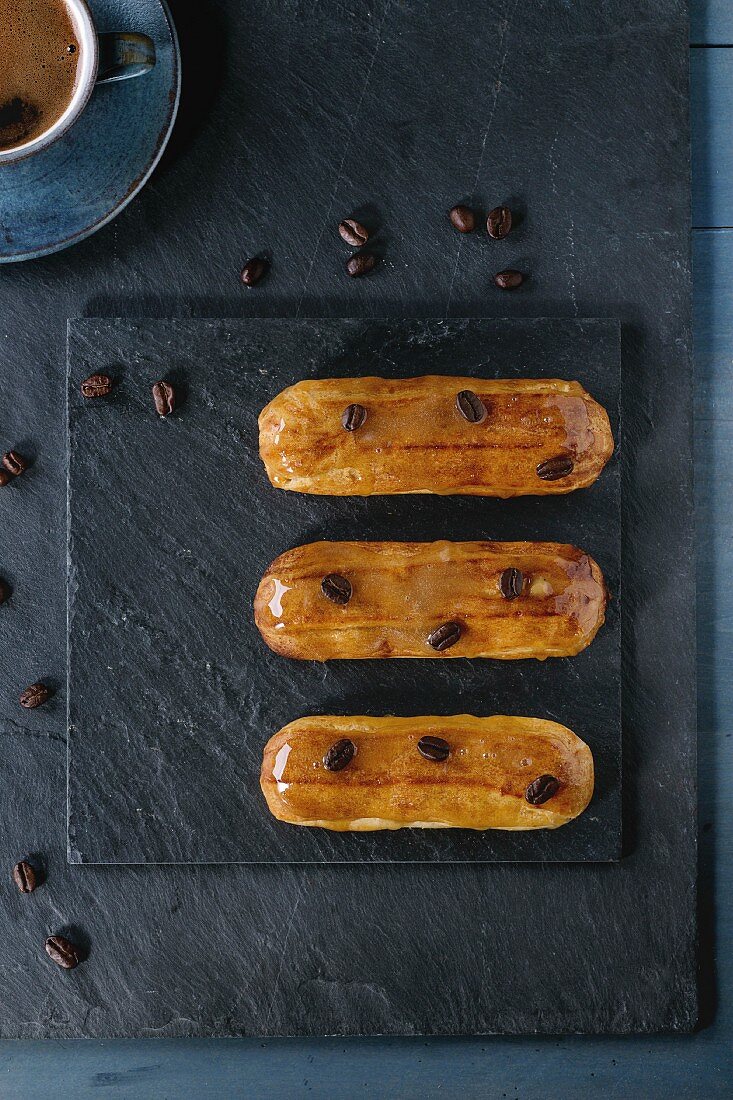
[[338, 218, 369, 247], [80, 373, 112, 398], [525, 774, 561, 805], [427, 621, 462, 651], [499, 567, 524, 600], [0, 469, 10, 488], [321, 573, 352, 605], [341, 403, 367, 431], [152, 381, 175, 417], [3, 451, 27, 476], [323, 738, 356, 772], [13, 859, 37, 893], [487, 205, 513, 239], [0, 579, 9, 604], [494, 269, 523, 290], [455, 389, 487, 424], [240, 257, 267, 287], [346, 253, 377, 278], [417, 735, 450, 762], [449, 205, 475, 233], [19, 682, 50, 709], [45, 935, 81, 970], [536, 455, 574, 481]]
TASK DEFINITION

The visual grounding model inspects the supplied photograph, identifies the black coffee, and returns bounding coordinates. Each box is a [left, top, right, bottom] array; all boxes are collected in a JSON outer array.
[[0, 0, 81, 153]]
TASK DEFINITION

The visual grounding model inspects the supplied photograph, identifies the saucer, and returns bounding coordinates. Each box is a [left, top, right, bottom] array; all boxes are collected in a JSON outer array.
[[0, 0, 180, 262]]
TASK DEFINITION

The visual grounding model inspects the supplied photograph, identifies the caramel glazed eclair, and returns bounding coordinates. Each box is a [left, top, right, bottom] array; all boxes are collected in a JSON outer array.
[[254, 540, 607, 661], [258, 375, 614, 497], [261, 715, 595, 831]]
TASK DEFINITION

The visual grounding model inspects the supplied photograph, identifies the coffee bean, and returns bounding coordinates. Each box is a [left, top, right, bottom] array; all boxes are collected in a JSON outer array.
[[536, 455, 574, 481], [3, 451, 27, 476], [339, 218, 369, 247], [0, 469, 10, 488], [323, 738, 356, 771], [45, 935, 81, 970], [13, 859, 37, 893], [341, 403, 367, 431], [417, 735, 450, 762], [499, 567, 524, 600], [152, 381, 175, 417], [321, 573, 352, 605], [455, 389, 487, 424], [449, 205, 475, 233], [0, 578, 9, 604], [80, 373, 112, 398], [525, 774, 561, 805], [346, 253, 377, 278], [19, 682, 50, 709], [240, 257, 267, 287], [487, 205, 513, 239], [427, 621, 462, 651], [494, 269, 523, 290]]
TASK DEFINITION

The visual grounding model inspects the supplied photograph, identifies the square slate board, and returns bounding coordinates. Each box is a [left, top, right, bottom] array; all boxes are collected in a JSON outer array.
[[67, 317, 620, 864]]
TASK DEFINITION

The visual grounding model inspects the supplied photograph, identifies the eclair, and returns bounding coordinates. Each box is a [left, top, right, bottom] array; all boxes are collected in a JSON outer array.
[[260, 715, 595, 831], [258, 375, 614, 497]]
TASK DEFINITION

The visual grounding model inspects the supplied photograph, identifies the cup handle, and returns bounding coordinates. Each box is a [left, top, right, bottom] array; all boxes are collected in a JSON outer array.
[[97, 33, 156, 84]]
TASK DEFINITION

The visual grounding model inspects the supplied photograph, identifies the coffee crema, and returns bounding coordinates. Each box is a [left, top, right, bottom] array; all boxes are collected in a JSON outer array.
[[0, 0, 81, 153]]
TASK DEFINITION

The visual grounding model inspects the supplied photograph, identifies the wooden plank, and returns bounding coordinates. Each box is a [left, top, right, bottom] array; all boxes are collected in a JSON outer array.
[[692, 49, 733, 227], [693, 228, 733, 1055], [691, 0, 733, 43]]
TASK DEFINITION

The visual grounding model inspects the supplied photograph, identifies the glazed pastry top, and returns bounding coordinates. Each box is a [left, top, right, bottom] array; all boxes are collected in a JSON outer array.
[[254, 540, 607, 661], [258, 375, 614, 497], [260, 714, 595, 831]]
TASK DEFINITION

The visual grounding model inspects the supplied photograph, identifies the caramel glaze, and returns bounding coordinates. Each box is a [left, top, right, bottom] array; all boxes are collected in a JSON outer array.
[[258, 376, 614, 497], [254, 540, 607, 661], [260, 715, 594, 831]]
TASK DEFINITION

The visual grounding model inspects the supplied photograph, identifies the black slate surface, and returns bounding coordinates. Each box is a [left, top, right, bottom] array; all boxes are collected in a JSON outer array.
[[0, 0, 694, 1035], [67, 317, 621, 865]]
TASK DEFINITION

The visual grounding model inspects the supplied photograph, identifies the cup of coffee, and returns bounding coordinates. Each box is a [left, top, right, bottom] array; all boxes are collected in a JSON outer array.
[[0, 0, 156, 164]]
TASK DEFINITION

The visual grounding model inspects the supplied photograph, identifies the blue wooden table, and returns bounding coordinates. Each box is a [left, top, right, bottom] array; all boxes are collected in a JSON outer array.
[[1, 5, 731, 1096]]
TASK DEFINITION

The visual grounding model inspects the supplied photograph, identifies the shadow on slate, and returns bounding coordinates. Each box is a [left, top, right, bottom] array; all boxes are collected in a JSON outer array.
[[67, 317, 620, 864]]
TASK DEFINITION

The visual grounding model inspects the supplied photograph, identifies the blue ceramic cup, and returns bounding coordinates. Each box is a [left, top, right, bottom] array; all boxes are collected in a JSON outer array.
[[0, 0, 156, 165]]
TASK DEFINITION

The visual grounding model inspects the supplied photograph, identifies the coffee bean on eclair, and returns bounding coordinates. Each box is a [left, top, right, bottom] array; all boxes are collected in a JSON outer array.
[[525, 774, 561, 805], [3, 451, 27, 476], [536, 455, 574, 480], [449, 205, 475, 233], [44, 935, 81, 970], [323, 738, 356, 772], [486, 205, 513, 239], [494, 269, 524, 290], [499, 567, 524, 600], [0, 470, 10, 487], [455, 389, 487, 424], [80, 373, 113, 398], [338, 219, 369, 247], [321, 574, 352, 605], [427, 621, 462, 651], [152, 381, 175, 417], [341, 403, 367, 431], [417, 735, 450, 762], [346, 252, 377, 278]]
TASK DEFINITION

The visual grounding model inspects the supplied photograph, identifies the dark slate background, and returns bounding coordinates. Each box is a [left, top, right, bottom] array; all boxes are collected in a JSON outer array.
[[0, 0, 694, 1035], [67, 317, 621, 865]]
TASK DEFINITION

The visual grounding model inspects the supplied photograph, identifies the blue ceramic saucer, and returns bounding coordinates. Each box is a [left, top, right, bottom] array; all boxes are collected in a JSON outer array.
[[0, 0, 180, 262]]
